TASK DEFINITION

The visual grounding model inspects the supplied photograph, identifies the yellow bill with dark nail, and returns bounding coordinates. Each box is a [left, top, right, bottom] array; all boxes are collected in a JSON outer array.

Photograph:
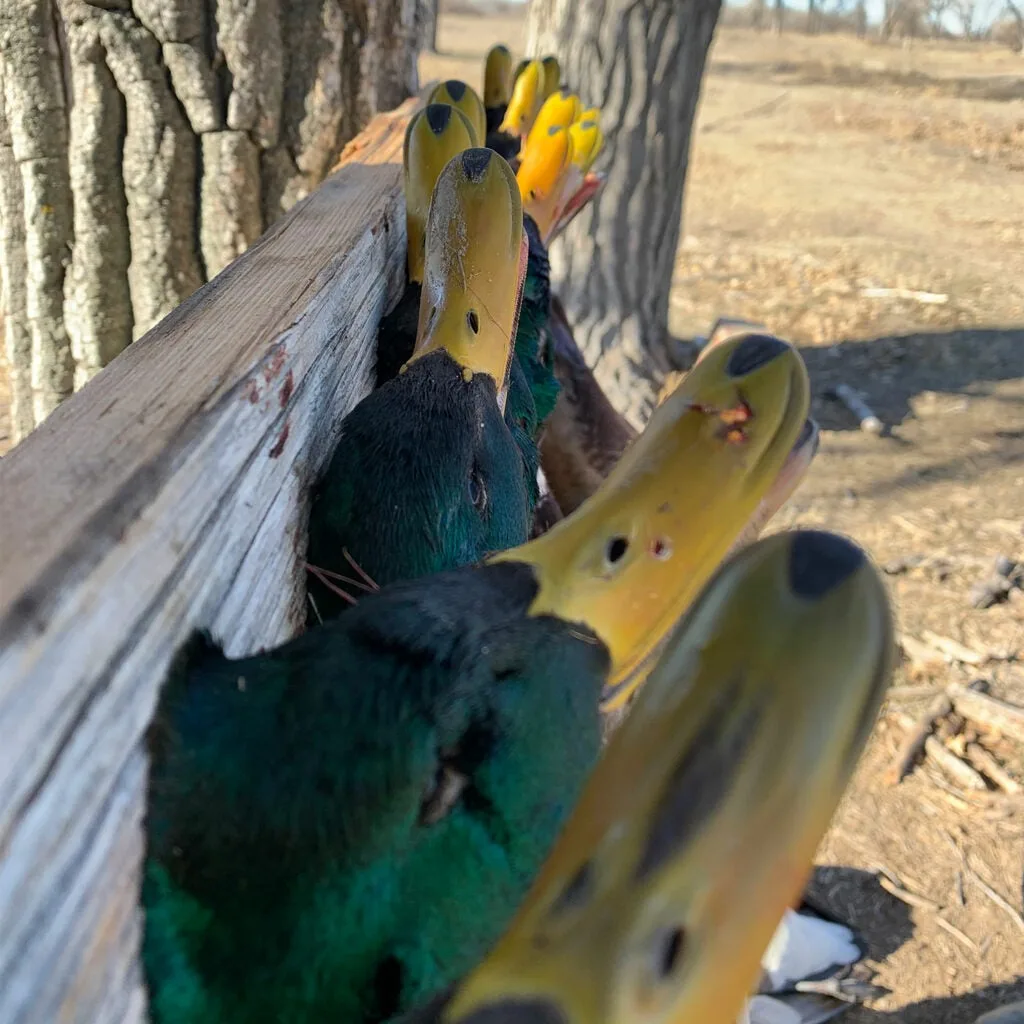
[[407, 148, 526, 414], [500, 59, 545, 138], [427, 80, 487, 151], [484, 44, 514, 109], [440, 529, 894, 1024], [525, 89, 582, 155], [491, 333, 810, 711], [541, 55, 562, 98], [568, 116, 604, 174], [403, 103, 477, 284], [516, 124, 577, 242]]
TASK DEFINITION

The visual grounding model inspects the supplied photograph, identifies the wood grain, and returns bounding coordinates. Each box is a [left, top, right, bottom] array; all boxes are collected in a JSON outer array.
[[0, 93, 418, 1024]]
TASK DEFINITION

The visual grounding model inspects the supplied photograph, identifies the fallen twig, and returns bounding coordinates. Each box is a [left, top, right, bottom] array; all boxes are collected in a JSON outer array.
[[924, 736, 988, 790], [965, 743, 1021, 795], [886, 695, 952, 785], [860, 286, 949, 305], [934, 914, 979, 953], [922, 630, 985, 666], [887, 684, 944, 701], [964, 857, 1024, 936], [826, 384, 885, 436], [948, 685, 1024, 745], [876, 869, 942, 911]]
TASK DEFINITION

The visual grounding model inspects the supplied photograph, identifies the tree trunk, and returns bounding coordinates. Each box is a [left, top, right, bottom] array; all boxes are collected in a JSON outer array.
[[420, 0, 440, 53], [0, 0, 420, 446], [526, 0, 721, 429]]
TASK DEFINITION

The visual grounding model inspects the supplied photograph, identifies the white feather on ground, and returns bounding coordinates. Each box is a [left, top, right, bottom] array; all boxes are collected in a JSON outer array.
[[738, 908, 867, 1024], [760, 908, 862, 991]]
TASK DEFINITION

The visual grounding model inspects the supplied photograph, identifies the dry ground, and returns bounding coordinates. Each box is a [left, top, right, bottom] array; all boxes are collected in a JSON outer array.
[[423, 14, 1024, 1023]]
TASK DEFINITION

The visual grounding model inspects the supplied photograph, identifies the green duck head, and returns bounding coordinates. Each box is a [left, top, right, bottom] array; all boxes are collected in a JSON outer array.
[[429, 530, 893, 1024], [308, 149, 530, 610], [427, 81, 487, 156], [404, 103, 477, 285], [491, 333, 812, 712]]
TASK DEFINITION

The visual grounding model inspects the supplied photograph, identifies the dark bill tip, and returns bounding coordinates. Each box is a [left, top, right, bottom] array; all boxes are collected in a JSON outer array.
[[788, 530, 865, 600], [425, 103, 454, 134], [461, 147, 494, 181], [445, 79, 468, 101], [726, 334, 790, 378]]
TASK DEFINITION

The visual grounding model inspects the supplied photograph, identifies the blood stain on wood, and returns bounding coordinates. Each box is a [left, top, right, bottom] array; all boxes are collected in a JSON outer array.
[[263, 346, 287, 383], [268, 421, 290, 459], [279, 370, 294, 408]]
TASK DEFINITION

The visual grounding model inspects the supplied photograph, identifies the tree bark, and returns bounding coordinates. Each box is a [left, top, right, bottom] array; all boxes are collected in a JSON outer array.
[[527, 0, 721, 429], [0, 0, 420, 446], [420, 0, 440, 53]]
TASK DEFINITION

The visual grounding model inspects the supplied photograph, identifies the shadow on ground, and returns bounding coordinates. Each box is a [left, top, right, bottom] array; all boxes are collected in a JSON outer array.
[[797, 326, 1024, 432], [855, 981, 1024, 1022], [805, 865, 914, 962]]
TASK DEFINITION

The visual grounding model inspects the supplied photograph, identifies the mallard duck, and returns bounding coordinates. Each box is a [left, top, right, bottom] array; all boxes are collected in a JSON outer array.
[[483, 44, 514, 134], [307, 148, 529, 620], [426, 80, 487, 150], [541, 307, 820, 547], [401, 528, 894, 1024], [375, 102, 477, 387], [142, 336, 809, 1024], [489, 59, 545, 161]]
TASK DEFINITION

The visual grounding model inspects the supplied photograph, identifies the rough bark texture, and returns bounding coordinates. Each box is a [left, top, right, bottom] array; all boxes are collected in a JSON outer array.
[[0, 0, 421, 444], [527, 0, 721, 429], [420, 0, 440, 53]]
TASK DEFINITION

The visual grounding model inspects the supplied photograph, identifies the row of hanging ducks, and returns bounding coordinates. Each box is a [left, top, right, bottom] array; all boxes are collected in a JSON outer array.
[[139, 44, 904, 1024]]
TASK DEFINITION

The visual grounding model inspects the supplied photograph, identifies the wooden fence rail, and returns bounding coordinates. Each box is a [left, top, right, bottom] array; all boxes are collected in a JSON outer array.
[[0, 93, 420, 1024]]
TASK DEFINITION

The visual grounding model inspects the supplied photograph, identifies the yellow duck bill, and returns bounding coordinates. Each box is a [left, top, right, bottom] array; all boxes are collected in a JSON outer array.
[[491, 333, 811, 711], [500, 59, 545, 138], [484, 44, 514, 109], [524, 89, 583, 155], [403, 104, 478, 284], [427, 80, 487, 150], [406, 148, 527, 414], [437, 529, 894, 1024]]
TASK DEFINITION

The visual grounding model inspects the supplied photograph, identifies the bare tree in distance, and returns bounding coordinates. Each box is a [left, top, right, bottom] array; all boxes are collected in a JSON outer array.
[[526, 0, 722, 427], [773, 0, 787, 33], [0, 0, 421, 444], [951, 0, 1003, 35], [1001, 0, 1024, 49]]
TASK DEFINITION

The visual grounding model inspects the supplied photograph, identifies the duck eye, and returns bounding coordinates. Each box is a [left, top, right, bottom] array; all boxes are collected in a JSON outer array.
[[528, 188, 538, 201], [469, 470, 488, 514]]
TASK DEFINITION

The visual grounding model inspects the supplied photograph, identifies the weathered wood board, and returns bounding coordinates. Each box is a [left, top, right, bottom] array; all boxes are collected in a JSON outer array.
[[0, 94, 420, 1024]]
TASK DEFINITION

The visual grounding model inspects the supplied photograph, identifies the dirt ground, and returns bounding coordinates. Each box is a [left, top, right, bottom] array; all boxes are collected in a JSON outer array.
[[421, 14, 1024, 1023], [0, 12, 1020, 1022]]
